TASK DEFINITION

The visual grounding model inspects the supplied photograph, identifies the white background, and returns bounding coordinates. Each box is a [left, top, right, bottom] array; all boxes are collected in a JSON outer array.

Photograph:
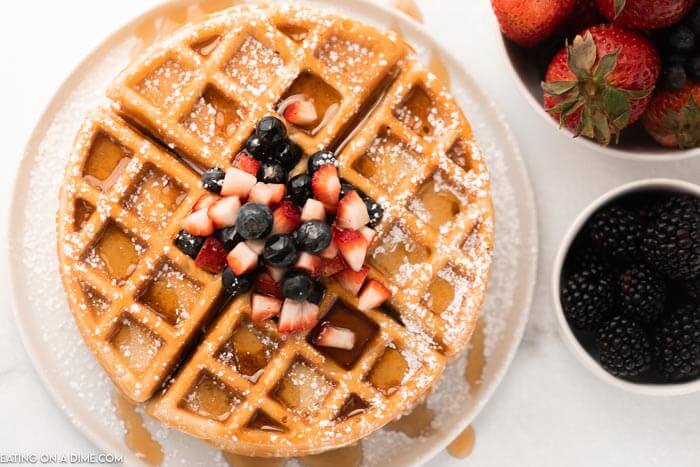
[[1, 0, 699, 466]]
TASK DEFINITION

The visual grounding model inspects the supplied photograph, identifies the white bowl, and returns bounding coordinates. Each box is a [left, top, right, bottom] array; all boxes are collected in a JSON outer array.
[[495, 29, 700, 162], [552, 178, 700, 396]]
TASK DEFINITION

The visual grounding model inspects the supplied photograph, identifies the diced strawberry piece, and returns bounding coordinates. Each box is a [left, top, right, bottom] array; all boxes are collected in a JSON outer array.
[[207, 196, 241, 229], [312, 323, 356, 350], [283, 100, 318, 126], [194, 237, 227, 273], [232, 152, 260, 176], [254, 272, 283, 298], [320, 254, 347, 277], [266, 265, 287, 282], [335, 265, 369, 296], [301, 301, 319, 330], [272, 199, 301, 234], [336, 191, 370, 230], [319, 241, 338, 259], [360, 226, 376, 244], [278, 299, 304, 333], [251, 293, 282, 322], [248, 182, 286, 206], [246, 239, 265, 255], [333, 228, 369, 272], [182, 209, 215, 236], [293, 252, 321, 276], [192, 193, 219, 212], [221, 167, 257, 198], [311, 164, 340, 213], [226, 242, 259, 276], [358, 279, 391, 311], [300, 198, 326, 222]]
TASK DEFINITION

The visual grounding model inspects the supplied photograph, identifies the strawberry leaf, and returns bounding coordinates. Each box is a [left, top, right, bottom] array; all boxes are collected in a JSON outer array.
[[623, 88, 652, 99], [542, 80, 578, 96], [568, 32, 597, 79], [602, 86, 631, 132], [614, 0, 626, 18], [592, 111, 611, 146], [593, 50, 620, 82]]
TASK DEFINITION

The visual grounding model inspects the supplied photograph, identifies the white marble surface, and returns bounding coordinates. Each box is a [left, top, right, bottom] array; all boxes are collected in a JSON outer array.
[[1, 0, 699, 466]]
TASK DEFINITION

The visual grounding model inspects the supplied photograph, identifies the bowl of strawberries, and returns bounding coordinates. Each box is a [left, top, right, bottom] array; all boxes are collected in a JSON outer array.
[[492, 0, 700, 159]]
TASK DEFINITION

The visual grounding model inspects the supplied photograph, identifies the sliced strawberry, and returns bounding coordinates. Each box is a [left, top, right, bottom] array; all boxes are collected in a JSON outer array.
[[360, 226, 376, 244], [182, 208, 215, 236], [301, 301, 319, 330], [251, 293, 282, 322], [272, 199, 301, 234], [278, 299, 304, 333], [194, 237, 227, 273], [226, 241, 259, 276], [336, 191, 370, 230], [333, 228, 369, 272], [358, 279, 391, 311], [245, 239, 266, 255], [320, 254, 347, 277], [207, 196, 241, 229], [283, 100, 318, 126], [266, 265, 287, 282], [248, 182, 286, 207], [319, 241, 338, 259], [192, 193, 219, 212], [232, 152, 260, 176], [312, 323, 355, 350], [311, 164, 340, 213], [254, 272, 283, 298], [293, 252, 321, 276], [300, 198, 326, 222], [221, 167, 257, 198], [335, 265, 369, 296]]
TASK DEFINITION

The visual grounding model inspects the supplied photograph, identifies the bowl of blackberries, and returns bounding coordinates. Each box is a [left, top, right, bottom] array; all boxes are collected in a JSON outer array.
[[553, 179, 700, 395], [492, 0, 700, 159]]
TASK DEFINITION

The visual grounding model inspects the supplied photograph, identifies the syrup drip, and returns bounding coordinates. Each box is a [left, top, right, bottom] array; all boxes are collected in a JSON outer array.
[[112, 392, 164, 466], [298, 443, 363, 467], [447, 425, 476, 459], [466, 318, 486, 395], [222, 452, 286, 467], [385, 401, 434, 438]]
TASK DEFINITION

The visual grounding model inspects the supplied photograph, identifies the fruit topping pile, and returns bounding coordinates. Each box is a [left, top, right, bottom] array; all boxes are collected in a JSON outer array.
[[561, 190, 700, 381], [175, 117, 390, 339]]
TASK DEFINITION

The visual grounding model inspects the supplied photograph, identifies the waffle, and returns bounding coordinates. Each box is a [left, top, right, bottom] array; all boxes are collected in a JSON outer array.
[[57, 3, 494, 457]]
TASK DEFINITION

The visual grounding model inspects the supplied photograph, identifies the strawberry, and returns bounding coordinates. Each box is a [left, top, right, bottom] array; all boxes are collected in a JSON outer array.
[[358, 279, 391, 311], [595, 0, 694, 30], [221, 167, 257, 198], [335, 266, 369, 296], [194, 237, 227, 273], [311, 164, 341, 213], [491, 0, 577, 47], [320, 254, 347, 277], [301, 301, 320, 329], [182, 208, 215, 236], [192, 193, 220, 212], [293, 252, 321, 276], [643, 83, 700, 148], [272, 199, 301, 234], [359, 226, 376, 244], [542, 26, 660, 146], [251, 293, 282, 322], [312, 323, 356, 350], [226, 241, 259, 275], [334, 228, 369, 272], [319, 241, 338, 259], [278, 299, 303, 333], [283, 100, 318, 126], [207, 196, 241, 229], [232, 152, 260, 176], [301, 198, 326, 222], [248, 182, 286, 207], [336, 190, 370, 230], [245, 239, 266, 255], [266, 265, 287, 282], [254, 272, 284, 298]]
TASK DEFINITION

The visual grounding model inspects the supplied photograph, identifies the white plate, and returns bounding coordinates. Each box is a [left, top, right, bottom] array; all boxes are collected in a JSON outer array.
[[7, 0, 538, 465]]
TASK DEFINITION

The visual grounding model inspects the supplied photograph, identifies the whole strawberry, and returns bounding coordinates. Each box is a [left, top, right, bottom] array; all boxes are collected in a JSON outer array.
[[492, 0, 577, 47], [643, 83, 700, 147], [542, 25, 661, 145], [595, 0, 696, 30]]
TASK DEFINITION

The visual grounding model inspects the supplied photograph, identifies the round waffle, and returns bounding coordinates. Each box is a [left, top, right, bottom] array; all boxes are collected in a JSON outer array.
[[57, 4, 493, 458]]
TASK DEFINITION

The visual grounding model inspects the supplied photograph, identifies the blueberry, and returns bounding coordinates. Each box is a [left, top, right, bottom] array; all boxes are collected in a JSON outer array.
[[307, 150, 337, 174], [668, 25, 696, 52], [201, 168, 225, 194], [340, 180, 364, 199], [275, 139, 303, 170], [222, 267, 253, 296], [287, 173, 313, 206], [308, 281, 325, 305], [281, 270, 314, 300], [263, 234, 299, 268], [245, 135, 268, 160], [236, 204, 273, 239], [175, 230, 205, 258], [689, 7, 700, 36], [294, 221, 332, 254], [688, 56, 700, 82], [363, 198, 384, 228], [661, 64, 687, 90], [256, 116, 287, 149], [215, 226, 243, 251], [257, 161, 287, 184]]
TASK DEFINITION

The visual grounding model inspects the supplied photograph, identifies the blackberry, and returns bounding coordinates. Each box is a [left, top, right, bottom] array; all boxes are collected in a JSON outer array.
[[570, 248, 612, 278], [642, 194, 700, 280], [660, 64, 687, 90], [653, 304, 700, 381], [597, 316, 652, 378], [561, 269, 615, 331], [618, 264, 668, 325], [685, 277, 700, 300], [589, 205, 643, 262], [688, 55, 700, 82]]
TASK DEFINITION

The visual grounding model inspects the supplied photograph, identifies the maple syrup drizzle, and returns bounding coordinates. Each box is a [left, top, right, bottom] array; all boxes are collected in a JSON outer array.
[[112, 392, 164, 466], [298, 443, 363, 467], [447, 425, 476, 459], [385, 401, 434, 438], [466, 318, 486, 395]]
